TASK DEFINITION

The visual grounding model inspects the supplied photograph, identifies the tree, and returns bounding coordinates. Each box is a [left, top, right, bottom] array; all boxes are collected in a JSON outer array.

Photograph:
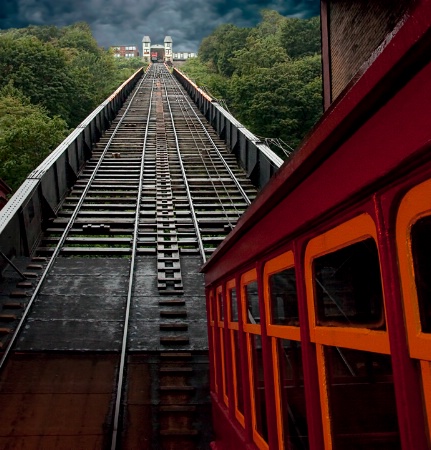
[[0, 86, 69, 191], [0, 34, 75, 122], [280, 16, 321, 59], [199, 24, 250, 77], [229, 55, 322, 148], [182, 10, 323, 154], [0, 22, 146, 192]]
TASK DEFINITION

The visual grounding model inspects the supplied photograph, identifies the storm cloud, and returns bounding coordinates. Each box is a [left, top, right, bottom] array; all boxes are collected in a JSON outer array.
[[0, 0, 319, 52]]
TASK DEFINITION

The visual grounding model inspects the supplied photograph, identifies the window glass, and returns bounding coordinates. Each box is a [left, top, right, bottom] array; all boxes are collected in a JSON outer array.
[[246, 281, 260, 324], [324, 346, 400, 449], [217, 291, 224, 321], [313, 238, 385, 329], [270, 268, 299, 326], [411, 217, 431, 332], [277, 339, 308, 449], [230, 287, 238, 322], [233, 330, 244, 415], [251, 334, 268, 442]]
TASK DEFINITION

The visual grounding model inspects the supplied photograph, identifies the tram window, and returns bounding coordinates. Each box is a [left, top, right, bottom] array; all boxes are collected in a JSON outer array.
[[276, 339, 308, 449], [246, 281, 260, 324], [217, 291, 224, 321], [324, 346, 400, 449], [233, 330, 244, 415], [313, 238, 385, 329], [411, 216, 431, 333], [269, 268, 299, 326], [229, 287, 238, 322], [250, 334, 268, 443]]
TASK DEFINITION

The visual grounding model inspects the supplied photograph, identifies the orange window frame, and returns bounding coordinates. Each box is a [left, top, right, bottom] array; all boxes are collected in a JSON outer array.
[[241, 269, 261, 334], [305, 213, 391, 450], [216, 285, 229, 406], [304, 213, 390, 354], [227, 278, 245, 426], [264, 251, 300, 341], [396, 178, 431, 360], [208, 289, 219, 394], [264, 251, 301, 449], [396, 178, 431, 437], [241, 269, 269, 450]]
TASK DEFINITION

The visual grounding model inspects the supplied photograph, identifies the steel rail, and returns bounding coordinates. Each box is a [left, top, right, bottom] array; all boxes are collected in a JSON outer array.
[[110, 68, 157, 450], [165, 79, 243, 225], [167, 70, 252, 206], [161, 70, 207, 262], [0, 71, 149, 372]]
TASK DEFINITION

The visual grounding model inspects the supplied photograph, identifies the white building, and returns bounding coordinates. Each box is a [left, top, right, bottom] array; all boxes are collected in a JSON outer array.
[[172, 52, 197, 61], [164, 36, 173, 63], [142, 36, 151, 63], [142, 35, 197, 63]]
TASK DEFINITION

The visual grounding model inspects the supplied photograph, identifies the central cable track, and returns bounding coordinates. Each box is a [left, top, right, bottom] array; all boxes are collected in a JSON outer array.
[[0, 63, 257, 449]]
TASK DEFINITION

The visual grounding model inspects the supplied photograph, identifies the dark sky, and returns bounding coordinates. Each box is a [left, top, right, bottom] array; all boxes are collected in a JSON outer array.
[[0, 0, 320, 52]]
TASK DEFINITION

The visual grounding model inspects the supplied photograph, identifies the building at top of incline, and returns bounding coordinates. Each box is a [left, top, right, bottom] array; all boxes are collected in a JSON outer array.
[[110, 45, 139, 58], [142, 35, 196, 63]]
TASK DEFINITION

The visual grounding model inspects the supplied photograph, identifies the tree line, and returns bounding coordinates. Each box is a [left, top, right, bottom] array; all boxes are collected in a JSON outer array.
[[0, 23, 143, 191], [180, 10, 322, 156]]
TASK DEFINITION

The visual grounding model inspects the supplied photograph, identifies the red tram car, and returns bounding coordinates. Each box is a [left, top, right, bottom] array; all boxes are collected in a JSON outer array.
[[202, 1, 431, 449]]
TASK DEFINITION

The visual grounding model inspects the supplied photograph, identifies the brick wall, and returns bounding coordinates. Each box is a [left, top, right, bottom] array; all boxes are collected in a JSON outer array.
[[329, 0, 412, 101]]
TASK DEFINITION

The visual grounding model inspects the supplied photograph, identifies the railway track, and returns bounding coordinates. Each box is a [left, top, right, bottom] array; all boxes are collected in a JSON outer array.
[[0, 64, 257, 449]]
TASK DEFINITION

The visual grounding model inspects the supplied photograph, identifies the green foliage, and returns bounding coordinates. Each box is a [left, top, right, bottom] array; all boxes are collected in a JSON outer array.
[[230, 55, 322, 148], [0, 23, 144, 128], [280, 16, 321, 59], [0, 87, 69, 191], [0, 22, 146, 192], [200, 24, 251, 77], [0, 34, 75, 122], [180, 58, 230, 99], [182, 10, 323, 153], [112, 57, 145, 86]]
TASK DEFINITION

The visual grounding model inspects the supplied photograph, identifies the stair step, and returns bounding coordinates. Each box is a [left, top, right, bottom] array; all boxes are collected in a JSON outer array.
[[159, 386, 195, 392], [31, 257, 47, 262], [160, 336, 189, 345], [160, 352, 192, 358], [160, 310, 187, 318], [160, 323, 188, 331], [16, 282, 33, 289], [26, 264, 43, 270], [3, 302, 23, 309], [159, 429, 198, 436], [0, 314, 17, 322], [159, 405, 197, 413], [9, 291, 27, 298], [159, 299, 185, 306], [160, 366, 193, 373]]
